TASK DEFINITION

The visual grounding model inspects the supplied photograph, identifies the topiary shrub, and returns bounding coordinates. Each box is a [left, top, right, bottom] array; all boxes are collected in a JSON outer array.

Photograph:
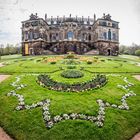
[[87, 60, 92, 64], [50, 61, 56, 64], [66, 54, 75, 59], [94, 56, 99, 59], [62, 59, 80, 65], [61, 70, 84, 78], [67, 65, 76, 69], [36, 59, 41, 62], [107, 58, 112, 61], [100, 59, 105, 62]]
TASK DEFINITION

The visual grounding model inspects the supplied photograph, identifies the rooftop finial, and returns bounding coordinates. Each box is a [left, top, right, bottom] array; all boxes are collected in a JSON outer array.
[[103, 13, 105, 18], [45, 13, 47, 20], [94, 14, 96, 22]]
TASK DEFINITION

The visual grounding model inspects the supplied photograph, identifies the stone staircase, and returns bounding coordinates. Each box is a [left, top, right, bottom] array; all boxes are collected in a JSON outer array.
[[42, 50, 57, 55], [84, 49, 99, 55]]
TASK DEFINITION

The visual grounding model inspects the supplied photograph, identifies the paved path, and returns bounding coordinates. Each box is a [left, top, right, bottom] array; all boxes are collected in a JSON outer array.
[[131, 132, 140, 140], [0, 75, 11, 83], [133, 75, 140, 81], [0, 128, 13, 140], [0, 62, 5, 67]]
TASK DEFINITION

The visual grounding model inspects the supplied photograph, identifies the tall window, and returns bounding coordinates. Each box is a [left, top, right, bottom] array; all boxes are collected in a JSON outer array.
[[34, 32, 39, 39], [56, 33, 59, 40], [103, 32, 107, 40], [113, 33, 116, 40], [25, 32, 28, 40], [88, 34, 91, 41], [108, 29, 111, 40], [67, 32, 74, 40], [29, 31, 33, 40]]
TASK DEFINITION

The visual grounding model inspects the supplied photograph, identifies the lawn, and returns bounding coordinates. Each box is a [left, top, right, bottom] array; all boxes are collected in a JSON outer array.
[[0, 54, 140, 140]]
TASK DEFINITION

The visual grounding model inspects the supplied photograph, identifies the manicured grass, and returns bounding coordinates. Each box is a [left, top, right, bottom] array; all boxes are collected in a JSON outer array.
[[0, 55, 140, 73], [0, 54, 140, 140]]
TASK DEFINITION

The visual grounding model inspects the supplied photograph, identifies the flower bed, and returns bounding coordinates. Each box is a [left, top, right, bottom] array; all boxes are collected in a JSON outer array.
[[62, 59, 80, 65], [61, 70, 84, 78], [37, 74, 107, 92], [7, 74, 136, 129]]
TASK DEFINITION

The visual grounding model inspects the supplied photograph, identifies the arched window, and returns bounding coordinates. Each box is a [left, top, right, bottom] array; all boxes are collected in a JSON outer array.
[[67, 32, 74, 40], [108, 29, 111, 40], [103, 32, 107, 40]]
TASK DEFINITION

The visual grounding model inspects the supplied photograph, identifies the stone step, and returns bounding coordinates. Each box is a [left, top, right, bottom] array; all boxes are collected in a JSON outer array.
[[84, 49, 99, 55]]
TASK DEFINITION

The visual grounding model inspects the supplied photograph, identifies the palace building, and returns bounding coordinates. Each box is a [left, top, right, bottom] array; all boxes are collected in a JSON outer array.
[[21, 13, 119, 56]]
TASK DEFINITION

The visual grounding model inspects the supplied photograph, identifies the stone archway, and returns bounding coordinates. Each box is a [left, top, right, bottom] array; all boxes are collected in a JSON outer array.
[[107, 48, 111, 56]]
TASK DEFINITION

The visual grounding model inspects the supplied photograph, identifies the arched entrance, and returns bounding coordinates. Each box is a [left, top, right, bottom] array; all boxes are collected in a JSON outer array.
[[107, 48, 111, 56]]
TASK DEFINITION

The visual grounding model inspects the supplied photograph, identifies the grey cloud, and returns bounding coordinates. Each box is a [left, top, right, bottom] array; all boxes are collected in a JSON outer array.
[[19, 8, 28, 13], [13, 0, 19, 5], [131, 0, 140, 21]]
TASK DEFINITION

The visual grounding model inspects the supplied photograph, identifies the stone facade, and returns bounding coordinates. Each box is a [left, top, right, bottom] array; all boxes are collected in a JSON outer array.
[[21, 13, 119, 56]]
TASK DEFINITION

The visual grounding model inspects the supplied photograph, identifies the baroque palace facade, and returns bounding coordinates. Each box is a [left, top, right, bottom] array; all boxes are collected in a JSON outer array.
[[21, 13, 119, 55]]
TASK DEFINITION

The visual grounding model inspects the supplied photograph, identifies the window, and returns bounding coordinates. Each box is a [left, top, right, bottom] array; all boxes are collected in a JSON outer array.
[[102, 22, 107, 26], [56, 33, 59, 40], [108, 29, 111, 40], [103, 32, 107, 40], [112, 23, 115, 28], [67, 32, 74, 40], [29, 32, 33, 40], [25, 32, 28, 40], [88, 34, 91, 41], [34, 32, 39, 39], [112, 23, 118, 28], [113, 33, 116, 40]]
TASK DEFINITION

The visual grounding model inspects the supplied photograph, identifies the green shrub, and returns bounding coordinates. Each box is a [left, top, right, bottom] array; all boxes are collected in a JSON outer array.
[[93, 59, 98, 63], [50, 61, 56, 64], [61, 70, 84, 78], [62, 59, 80, 65], [107, 58, 112, 61], [135, 50, 140, 57], [87, 60, 92, 64], [65, 54, 75, 59], [94, 56, 99, 59], [36, 59, 41, 62], [67, 65, 76, 69], [100, 59, 105, 62]]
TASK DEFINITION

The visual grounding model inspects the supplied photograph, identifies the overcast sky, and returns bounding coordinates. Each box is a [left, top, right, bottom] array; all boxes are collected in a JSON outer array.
[[0, 0, 140, 46]]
